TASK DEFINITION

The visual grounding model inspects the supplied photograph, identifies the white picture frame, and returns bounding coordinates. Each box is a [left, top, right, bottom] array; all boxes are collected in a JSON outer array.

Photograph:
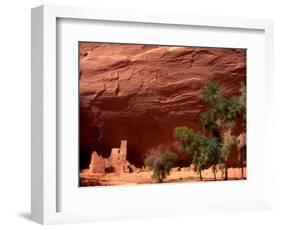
[[31, 4, 274, 225]]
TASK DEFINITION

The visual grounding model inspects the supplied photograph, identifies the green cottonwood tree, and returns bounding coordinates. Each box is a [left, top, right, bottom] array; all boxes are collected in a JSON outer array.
[[239, 83, 246, 126], [220, 129, 236, 180], [200, 81, 242, 133], [174, 127, 219, 181], [200, 81, 245, 180], [236, 132, 246, 179], [174, 81, 246, 181]]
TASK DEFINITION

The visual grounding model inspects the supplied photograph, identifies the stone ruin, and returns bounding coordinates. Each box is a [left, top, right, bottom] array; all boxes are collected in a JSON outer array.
[[89, 140, 136, 174]]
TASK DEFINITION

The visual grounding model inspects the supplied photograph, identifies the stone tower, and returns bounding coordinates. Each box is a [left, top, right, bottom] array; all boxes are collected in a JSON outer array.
[[88, 140, 129, 174], [119, 140, 127, 161]]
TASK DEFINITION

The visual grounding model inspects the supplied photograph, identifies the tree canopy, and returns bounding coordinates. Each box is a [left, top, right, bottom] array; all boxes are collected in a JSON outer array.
[[174, 81, 246, 181], [174, 127, 219, 180], [200, 81, 244, 132]]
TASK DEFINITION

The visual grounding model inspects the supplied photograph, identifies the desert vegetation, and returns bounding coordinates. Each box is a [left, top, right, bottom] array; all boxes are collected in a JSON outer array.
[[144, 81, 247, 183], [174, 127, 219, 181], [144, 145, 177, 183], [174, 81, 246, 182]]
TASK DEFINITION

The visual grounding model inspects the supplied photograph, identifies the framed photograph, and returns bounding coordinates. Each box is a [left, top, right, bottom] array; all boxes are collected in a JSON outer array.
[[31, 5, 274, 224]]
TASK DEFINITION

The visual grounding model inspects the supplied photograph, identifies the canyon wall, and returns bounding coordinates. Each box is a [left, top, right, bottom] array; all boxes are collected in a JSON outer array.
[[79, 42, 246, 169]]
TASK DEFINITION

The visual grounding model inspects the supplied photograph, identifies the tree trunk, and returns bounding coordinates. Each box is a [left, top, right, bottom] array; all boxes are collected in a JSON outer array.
[[240, 151, 244, 180], [199, 169, 203, 181], [240, 146, 246, 179], [224, 165, 228, 180], [212, 165, 216, 181], [240, 155, 244, 179], [159, 171, 164, 183]]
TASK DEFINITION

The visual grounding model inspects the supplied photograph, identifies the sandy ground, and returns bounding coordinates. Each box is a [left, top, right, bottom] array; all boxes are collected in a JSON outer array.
[[80, 166, 247, 186]]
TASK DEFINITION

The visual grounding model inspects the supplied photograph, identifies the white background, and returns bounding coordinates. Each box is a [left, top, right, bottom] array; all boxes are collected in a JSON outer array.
[[0, 0, 280, 229]]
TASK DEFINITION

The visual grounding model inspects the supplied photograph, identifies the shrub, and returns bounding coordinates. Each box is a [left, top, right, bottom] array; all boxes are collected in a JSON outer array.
[[144, 146, 177, 183]]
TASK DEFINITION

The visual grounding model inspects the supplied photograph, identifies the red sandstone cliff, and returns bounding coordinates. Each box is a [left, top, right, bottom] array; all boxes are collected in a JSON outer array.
[[79, 42, 246, 168]]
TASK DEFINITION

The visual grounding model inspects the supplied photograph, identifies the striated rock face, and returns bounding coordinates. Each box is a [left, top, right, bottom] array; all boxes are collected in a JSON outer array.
[[79, 42, 246, 169]]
